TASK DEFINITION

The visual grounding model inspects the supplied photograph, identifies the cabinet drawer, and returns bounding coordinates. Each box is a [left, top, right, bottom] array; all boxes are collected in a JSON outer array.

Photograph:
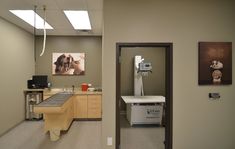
[[88, 108, 101, 118], [73, 95, 88, 118], [88, 100, 100, 106], [87, 95, 102, 118], [88, 104, 100, 109], [88, 95, 101, 104]]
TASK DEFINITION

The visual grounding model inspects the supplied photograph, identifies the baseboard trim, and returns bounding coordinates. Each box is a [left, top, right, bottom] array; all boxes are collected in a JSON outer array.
[[0, 120, 24, 137], [74, 118, 102, 121]]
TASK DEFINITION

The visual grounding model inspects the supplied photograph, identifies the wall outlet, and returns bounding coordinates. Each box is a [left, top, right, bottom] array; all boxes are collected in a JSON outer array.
[[107, 137, 112, 146]]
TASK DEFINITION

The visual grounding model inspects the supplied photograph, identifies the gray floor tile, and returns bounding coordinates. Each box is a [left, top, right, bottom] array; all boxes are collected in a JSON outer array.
[[120, 115, 165, 149], [0, 121, 101, 149]]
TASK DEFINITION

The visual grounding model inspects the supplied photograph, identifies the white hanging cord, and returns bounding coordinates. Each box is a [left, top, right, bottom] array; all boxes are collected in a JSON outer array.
[[40, 6, 47, 56]]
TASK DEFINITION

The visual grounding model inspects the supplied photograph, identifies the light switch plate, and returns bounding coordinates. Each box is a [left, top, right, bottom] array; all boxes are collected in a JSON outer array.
[[107, 137, 112, 146], [209, 93, 220, 99]]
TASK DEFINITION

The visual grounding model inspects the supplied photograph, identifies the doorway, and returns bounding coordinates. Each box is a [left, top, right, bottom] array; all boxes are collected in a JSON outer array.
[[116, 43, 173, 149]]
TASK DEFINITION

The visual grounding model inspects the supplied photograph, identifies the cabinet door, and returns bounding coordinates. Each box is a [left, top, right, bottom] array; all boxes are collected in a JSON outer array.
[[87, 95, 102, 118], [73, 95, 88, 118]]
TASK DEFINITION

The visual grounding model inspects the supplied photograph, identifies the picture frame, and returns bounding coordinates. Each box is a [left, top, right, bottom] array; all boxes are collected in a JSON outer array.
[[52, 53, 85, 75], [198, 42, 232, 85]]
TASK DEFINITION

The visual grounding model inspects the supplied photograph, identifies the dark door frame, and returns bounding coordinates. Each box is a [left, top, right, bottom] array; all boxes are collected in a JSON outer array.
[[116, 42, 173, 149]]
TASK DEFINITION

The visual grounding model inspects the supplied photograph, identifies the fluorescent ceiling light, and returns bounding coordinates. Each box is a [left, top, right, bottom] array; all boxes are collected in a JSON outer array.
[[64, 10, 91, 30], [9, 10, 53, 29]]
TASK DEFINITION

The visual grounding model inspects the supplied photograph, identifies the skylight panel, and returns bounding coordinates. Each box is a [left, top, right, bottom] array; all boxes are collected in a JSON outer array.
[[10, 10, 53, 29], [64, 10, 91, 30]]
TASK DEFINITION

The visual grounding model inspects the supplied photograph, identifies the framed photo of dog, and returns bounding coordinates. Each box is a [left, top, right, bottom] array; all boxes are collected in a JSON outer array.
[[198, 42, 232, 85], [52, 53, 85, 75]]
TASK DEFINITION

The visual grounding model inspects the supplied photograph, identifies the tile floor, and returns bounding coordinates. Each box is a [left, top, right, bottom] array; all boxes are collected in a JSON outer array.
[[0, 121, 101, 149], [0, 117, 164, 149], [120, 115, 165, 149]]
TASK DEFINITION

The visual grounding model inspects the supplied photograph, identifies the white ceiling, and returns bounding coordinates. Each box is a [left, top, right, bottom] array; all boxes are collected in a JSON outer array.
[[0, 0, 103, 36]]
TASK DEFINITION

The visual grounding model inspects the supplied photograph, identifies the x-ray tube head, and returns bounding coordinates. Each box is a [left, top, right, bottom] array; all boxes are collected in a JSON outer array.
[[135, 56, 152, 78], [139, 62, 152, 72]]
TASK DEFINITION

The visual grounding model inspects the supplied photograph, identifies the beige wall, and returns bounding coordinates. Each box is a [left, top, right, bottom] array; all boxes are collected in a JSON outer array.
[[35, 36, 102, 88], [0, 17, 34, 136], [120, 47, 165, 111], [102, 0, 235, 149]]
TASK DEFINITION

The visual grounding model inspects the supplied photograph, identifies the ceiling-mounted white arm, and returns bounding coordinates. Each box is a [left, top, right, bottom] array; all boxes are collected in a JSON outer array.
[[40, 6, 47, 57]]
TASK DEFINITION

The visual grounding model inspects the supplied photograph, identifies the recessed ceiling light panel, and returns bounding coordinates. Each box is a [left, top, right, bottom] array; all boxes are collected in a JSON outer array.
[[64, 10, 91, 30], [9, 10, 53, 29]]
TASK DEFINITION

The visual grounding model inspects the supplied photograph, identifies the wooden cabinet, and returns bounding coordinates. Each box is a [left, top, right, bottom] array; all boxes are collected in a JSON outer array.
[[73, 94, 102, 119], [88, 95, 102, 118], [73, 95, 88, 118]]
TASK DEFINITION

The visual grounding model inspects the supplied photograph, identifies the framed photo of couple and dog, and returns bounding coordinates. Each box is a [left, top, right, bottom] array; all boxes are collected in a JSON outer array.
[[52, 53, 85, 75], [198, 42, 232, 85]]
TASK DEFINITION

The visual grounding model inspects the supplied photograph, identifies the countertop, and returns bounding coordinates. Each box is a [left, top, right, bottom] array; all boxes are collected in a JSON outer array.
[[24, 88, 102, 95]]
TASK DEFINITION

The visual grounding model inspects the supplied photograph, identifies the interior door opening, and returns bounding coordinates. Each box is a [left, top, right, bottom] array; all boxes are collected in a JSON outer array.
[[116, 43, 173, 149]]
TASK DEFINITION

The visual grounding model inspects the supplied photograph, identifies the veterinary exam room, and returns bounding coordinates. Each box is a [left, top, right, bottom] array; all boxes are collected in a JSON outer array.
[[0, 0, 235, 149], [119, 47, 166, 149]]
